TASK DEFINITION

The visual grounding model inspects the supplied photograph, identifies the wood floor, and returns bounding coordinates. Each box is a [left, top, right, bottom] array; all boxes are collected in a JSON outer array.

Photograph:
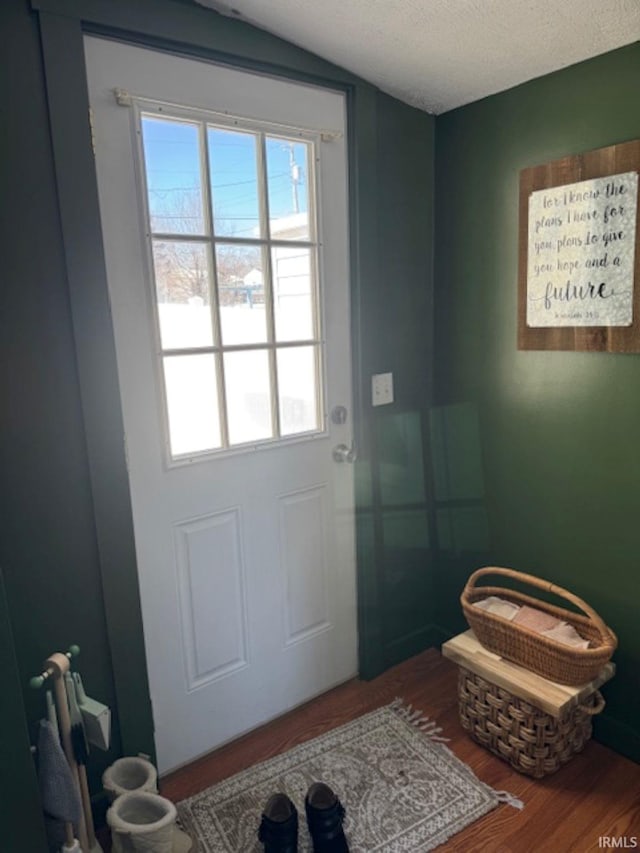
[[113, 649, 640, 851]]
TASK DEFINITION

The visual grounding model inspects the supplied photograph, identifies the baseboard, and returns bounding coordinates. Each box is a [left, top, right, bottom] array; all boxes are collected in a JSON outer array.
[[91, 789, 110, 831], [382, 624, 438, 669], [426, 623, 454, 648], [593, 712, 640, 765], [381, 622, 456, 670], [359, 622, 458, 680]]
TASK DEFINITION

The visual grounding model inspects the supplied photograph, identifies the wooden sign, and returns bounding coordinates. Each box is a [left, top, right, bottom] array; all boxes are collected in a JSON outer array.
[[518, 139, 640, 352]]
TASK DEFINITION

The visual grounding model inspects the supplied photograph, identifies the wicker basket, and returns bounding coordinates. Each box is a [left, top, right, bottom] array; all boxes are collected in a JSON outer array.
[[461, 567, 617, 685], [458, 667, 605, 777]]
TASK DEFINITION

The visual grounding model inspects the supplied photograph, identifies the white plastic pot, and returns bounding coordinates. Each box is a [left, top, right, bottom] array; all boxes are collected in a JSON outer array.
[[102, 757, 158, 802], [107, 791, 176, 853]]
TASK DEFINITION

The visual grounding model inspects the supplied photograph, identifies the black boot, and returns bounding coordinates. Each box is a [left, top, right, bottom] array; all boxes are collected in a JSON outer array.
[[258, 793, 298, 853], [304, 783, 349, 852]]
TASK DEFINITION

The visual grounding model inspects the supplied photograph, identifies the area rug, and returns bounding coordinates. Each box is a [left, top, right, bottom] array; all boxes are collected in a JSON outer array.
[[177, 700, 522, 852]]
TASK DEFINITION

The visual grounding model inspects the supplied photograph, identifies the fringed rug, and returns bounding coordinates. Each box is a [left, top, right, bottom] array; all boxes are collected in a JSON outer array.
[[177, 700, 522, 852]]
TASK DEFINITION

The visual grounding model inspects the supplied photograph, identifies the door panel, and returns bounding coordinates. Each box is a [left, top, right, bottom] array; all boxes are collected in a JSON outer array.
[[280, 485, 330, 643], [84, 36, 357, 772], [175, 509, 249, 689]]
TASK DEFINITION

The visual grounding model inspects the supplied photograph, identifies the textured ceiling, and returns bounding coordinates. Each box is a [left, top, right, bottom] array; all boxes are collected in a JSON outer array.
[[195, 0, 640, 114]]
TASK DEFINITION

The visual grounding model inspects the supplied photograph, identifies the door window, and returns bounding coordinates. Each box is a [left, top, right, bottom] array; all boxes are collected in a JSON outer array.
[[138, 110, 323, 460]]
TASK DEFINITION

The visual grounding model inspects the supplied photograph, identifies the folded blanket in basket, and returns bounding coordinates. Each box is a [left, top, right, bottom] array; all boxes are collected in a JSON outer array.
[[542, 622, 589, 649], [472, 597, 589, 649], [513, 604, 561, 632], [472, 596, 520, 621]]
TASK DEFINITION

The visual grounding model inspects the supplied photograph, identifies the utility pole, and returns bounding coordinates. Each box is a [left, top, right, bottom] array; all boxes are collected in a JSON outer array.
[[288, 142, 299, 214]]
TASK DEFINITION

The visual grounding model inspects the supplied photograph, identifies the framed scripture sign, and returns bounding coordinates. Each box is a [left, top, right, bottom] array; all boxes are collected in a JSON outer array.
[[518, 139, 640, 352]]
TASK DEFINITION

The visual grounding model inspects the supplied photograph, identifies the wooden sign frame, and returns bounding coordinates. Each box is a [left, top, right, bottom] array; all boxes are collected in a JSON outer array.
[[518, 139, 640, 352]]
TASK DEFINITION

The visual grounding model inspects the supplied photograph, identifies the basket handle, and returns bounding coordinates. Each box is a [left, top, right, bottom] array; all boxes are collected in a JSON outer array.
[[579, 690, 606, 716], [464, 567, 611, 640]]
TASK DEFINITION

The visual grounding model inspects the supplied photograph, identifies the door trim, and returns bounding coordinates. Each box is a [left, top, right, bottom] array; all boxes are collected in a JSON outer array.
[[37, 10, 155, 758], [36, 1, 379, 764]]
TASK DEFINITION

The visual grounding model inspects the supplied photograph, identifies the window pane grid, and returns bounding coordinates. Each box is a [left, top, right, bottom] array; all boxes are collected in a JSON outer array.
[[259, 131, 282, 439], [159, 338, 322, 354], [151, 234, 318, 250], [140, 110, 322, 458], [199, 126, 232, 449]]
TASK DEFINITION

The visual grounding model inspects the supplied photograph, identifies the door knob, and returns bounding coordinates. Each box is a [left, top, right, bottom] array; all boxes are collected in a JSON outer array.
[[332, 443, 357, 464]]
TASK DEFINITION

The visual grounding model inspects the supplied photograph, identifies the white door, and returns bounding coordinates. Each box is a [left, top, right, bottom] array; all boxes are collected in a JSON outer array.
[[84, 37, 357, 773]]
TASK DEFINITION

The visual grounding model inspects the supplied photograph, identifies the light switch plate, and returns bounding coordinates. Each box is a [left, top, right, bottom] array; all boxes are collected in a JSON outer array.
[[372, 372, 394, 406]]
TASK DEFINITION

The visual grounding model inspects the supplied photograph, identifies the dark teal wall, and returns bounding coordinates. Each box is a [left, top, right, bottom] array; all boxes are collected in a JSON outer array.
[[0, 570, 47, 851], [359, 93, 435, 672], [2, 0, 435, 839], [1, 0, 124, 802], [434, 42, 640, 761]]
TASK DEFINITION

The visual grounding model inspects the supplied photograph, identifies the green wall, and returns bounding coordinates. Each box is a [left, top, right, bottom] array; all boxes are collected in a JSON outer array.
[[355, 92, 435, 676], [0, 570, 47, 851], [434, 42, 640, 761], [1, 0, 126, 802]]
